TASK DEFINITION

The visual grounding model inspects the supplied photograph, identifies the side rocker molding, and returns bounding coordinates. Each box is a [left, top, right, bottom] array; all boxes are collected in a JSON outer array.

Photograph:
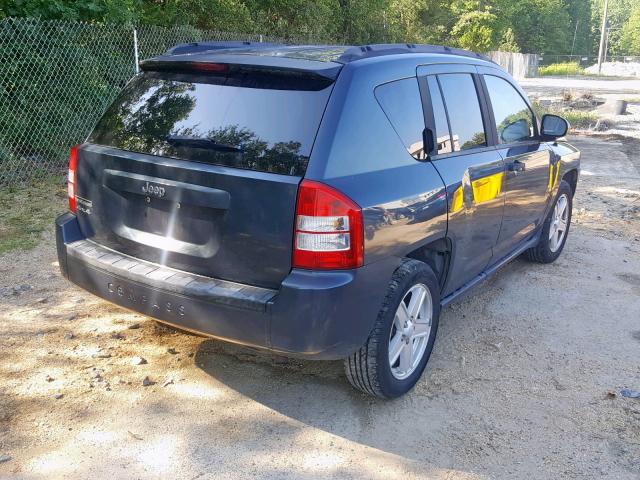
[[441, 232, 540, 307]]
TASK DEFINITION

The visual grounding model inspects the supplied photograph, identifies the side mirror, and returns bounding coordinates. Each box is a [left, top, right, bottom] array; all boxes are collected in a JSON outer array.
[[541, 114, 569, 140]]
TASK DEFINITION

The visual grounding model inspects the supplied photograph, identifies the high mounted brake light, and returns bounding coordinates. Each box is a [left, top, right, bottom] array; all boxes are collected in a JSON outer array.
[[140, 60, 230, 74], [293, 180, 364, 270], [68, 145, 78, 213]]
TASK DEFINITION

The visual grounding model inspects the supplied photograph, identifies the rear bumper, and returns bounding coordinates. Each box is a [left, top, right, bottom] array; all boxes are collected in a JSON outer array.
[[56, 213, 396, 359]]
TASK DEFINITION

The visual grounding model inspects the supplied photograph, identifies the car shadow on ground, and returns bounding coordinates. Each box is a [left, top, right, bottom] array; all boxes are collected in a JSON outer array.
[[189, 257, 548, 475], [190, 277, 501, 472], [193, 341, 441, 463]]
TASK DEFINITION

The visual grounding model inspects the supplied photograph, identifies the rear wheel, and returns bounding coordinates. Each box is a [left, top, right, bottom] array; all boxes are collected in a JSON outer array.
[[344, 259, 440, 399], [526, 180, 573, 263]]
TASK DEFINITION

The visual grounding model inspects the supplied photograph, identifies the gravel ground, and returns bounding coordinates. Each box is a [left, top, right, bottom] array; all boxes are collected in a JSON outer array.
[[522, 76, 640, 140], [0, 135, 639, 479], [520, 76, 640, 96], [584, 62, 640, 78]]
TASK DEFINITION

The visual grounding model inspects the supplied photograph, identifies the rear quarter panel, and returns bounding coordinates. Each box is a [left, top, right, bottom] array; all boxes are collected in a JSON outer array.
[[306, 56, 448, 266]]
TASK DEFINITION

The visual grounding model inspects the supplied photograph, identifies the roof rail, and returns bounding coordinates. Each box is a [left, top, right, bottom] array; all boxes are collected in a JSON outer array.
[[336, 43, 493, 64], [165, 41, 283, 56]]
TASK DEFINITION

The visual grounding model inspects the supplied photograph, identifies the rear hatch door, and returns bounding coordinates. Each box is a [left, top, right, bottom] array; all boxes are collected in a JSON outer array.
[[75, 56, 337, 288]]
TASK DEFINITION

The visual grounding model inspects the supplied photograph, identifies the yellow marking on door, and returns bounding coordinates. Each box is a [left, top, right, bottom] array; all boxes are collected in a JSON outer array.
[[451, 185, 464, 213], [471, 172, 503, 204]]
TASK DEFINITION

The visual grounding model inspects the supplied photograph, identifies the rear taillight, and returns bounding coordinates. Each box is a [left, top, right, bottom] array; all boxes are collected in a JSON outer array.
[[68, 145, 78, 213], [293, 180, 364, 270]]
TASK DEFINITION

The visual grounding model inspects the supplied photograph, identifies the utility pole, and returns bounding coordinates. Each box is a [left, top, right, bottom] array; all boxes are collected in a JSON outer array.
[[597, 0, 609, 74]]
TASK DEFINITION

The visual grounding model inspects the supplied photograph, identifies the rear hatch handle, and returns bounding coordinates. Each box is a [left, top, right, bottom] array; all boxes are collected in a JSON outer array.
[[103, 169, 231, 210]]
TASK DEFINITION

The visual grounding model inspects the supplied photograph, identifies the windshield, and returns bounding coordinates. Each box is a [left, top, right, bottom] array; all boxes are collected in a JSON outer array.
[[89, 73, 333, 175]]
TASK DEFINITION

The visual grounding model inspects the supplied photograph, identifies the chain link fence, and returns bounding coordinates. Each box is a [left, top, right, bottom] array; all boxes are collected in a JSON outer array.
[[0, 17, 296, 185]]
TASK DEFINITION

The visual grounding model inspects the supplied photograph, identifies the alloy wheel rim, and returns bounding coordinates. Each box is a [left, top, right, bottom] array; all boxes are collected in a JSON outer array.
[[549, 194, 569, 253], [388, 283, 432, 380]]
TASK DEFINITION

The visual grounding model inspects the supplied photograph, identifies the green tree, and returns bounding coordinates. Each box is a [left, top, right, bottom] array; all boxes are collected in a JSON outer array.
[[451, 9, 497, 52], [386, 0, 424, 42], [141, 0, 254, 31], [498, 27, 520, 52], [246, 0, 340, 41], [619, 4, 640, 54], [0, 0, 142, 23], [497, 0, 571, 53], [566, 0, 592, 54], [591, 0, 640, 56], [336, 0, 387, 43]]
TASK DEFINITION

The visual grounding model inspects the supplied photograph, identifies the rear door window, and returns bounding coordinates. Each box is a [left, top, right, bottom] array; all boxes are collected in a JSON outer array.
[[436, 74, 486, 151], [484, 75, 536, 144], [375, 78, 426, 160], [426, 76, 453, 154], [89, 74, 333, 176]]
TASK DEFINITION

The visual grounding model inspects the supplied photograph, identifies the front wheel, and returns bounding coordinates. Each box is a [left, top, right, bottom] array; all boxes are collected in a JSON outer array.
[[525, 179, 573, 263], [344, 259, 440, 399]]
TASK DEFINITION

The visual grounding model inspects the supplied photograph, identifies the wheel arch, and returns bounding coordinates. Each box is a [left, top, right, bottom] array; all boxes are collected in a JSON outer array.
[[562, 168, 579, 196], [405, 237, 451, 291]]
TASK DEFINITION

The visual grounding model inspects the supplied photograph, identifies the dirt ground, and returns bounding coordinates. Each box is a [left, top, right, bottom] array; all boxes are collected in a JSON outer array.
[[520, 76, 640, 96], [521, 76, 640, 140], [0, 134, 639, 480]]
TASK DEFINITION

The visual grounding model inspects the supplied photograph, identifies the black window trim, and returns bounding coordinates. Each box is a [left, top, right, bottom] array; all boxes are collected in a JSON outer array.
[[472, 72, 497, 147], [417, 67, 498, 162]]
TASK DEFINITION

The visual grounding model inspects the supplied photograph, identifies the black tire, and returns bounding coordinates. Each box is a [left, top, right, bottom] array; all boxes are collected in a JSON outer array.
[[525, 179, 573, 263], [344, 259, 440, 399]]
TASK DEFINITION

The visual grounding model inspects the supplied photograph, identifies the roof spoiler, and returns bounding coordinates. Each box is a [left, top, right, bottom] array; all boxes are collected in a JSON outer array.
[[139, 56, 340, 90]]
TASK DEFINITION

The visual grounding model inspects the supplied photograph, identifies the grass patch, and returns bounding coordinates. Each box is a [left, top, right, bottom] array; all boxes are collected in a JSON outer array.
[[0, 175, 67, 255], [538, 62, 585, 76], [561, 110, 599, 129], [532, 101, 599, 130]]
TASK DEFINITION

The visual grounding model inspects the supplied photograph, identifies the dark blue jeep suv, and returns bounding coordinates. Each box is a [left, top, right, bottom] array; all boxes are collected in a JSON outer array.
[[56, 43, 580, 398]]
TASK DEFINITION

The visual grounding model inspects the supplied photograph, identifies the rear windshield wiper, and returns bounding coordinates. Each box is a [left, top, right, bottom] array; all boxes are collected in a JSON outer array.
[[166, 135, 242, 153]]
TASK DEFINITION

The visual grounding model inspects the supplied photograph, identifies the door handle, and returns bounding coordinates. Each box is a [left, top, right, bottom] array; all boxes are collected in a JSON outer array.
[[508, 160, 525, 172]]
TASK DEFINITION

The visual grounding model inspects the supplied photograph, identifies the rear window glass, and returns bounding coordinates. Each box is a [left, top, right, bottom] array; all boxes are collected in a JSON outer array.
[[375, 78, 426, 160], [89, 74, 333, 176]]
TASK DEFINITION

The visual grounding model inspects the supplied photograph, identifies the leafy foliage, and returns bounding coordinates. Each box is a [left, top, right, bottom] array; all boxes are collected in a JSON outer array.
[[498, 27, 520, 53], [619, 4, 640, 54], [2, 0, 639, 55], [451, 9, 496, 52]]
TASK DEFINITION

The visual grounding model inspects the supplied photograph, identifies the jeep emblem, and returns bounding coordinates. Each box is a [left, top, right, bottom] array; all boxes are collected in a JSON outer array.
[[141, 181, 165, 198]]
